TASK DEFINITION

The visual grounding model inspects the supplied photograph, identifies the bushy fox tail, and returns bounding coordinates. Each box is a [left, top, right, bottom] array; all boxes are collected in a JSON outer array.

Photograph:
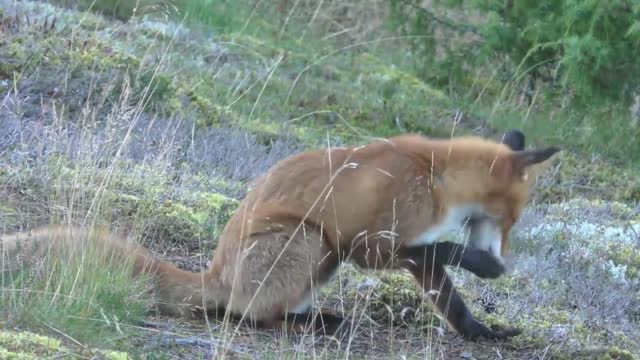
[[1, 225, 228, 317]]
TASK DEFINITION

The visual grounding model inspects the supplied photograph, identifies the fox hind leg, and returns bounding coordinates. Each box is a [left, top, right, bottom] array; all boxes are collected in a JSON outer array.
[[223, 220, 344, 335], [260, 310, 347, 336]]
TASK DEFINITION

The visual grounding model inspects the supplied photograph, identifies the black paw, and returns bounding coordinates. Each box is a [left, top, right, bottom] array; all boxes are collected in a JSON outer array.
[[460, 249, 506, 279], [314, 311, 350, 337], [462, 318, 522, 341], [487, 324, 522, 340]]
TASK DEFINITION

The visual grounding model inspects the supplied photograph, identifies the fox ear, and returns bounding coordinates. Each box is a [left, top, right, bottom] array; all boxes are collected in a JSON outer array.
[[501, 129, 525, 151], [510, 147, 561, 181]]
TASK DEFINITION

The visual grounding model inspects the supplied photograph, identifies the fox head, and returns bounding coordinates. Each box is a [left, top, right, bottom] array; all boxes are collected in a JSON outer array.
[[432, 129, 559, 261]]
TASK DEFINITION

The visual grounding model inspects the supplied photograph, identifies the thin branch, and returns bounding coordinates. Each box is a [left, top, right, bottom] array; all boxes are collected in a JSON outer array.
[[395, 0, 482, 37]]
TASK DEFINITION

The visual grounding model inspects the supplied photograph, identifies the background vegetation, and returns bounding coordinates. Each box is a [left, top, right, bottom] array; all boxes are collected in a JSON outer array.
[[1, 0, 639, 359]]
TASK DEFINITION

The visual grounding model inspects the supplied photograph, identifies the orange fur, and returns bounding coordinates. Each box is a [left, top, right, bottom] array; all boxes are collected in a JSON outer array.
[[1, 131, 558, 339]]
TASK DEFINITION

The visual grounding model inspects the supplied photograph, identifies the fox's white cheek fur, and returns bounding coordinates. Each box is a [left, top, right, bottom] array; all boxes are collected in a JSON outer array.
[[466, 218, 503, 263], [409, 204, 505, 265], [409, 204, 485, 246]]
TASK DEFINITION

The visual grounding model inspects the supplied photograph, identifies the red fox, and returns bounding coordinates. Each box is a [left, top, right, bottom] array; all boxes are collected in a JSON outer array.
[[1, 130, 558, 340]]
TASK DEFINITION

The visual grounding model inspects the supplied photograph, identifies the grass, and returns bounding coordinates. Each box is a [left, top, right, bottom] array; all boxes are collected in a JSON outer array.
[[469, 92, 640, 168], [2, 229, 151, 349], [40, 0, 640, 167], [184, 0, 640, 167], [1, 0, 639, 359]]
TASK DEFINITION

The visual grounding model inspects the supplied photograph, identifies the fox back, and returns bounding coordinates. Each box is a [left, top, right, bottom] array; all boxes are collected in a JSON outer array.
[[216, 130, 558, 264]]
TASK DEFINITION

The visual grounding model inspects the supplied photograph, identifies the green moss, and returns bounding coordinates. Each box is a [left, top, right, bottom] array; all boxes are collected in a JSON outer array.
[[191, 98, 236, 127], [140, 191, 239, 247], [603, 347, 637, 360], [496, 304, 635, 356], [474, 305, 575, 352], [531, 148, 640, 203], [193, 192, 239, 226], [0, 331, 62, 358], [0, 40, 28, 79], [605, 243, 640, 280], [369, 272, 429, 324], [481, 313, 512, 330], [567, 347, 638, 360], [145, 201, 207, 245], [516, 307, 572, 331], [0, 330, 131, 359], [320, 267, 440, 329]]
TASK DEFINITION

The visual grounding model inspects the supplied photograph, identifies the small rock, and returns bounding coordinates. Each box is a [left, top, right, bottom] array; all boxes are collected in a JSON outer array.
[[356, 278, 380, 290], [460, 350, 473, 359]]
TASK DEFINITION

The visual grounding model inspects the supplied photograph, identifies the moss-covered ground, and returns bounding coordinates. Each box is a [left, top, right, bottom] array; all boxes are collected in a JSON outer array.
[[1, 0, 639, 359], [0, 330, 131, 359]]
